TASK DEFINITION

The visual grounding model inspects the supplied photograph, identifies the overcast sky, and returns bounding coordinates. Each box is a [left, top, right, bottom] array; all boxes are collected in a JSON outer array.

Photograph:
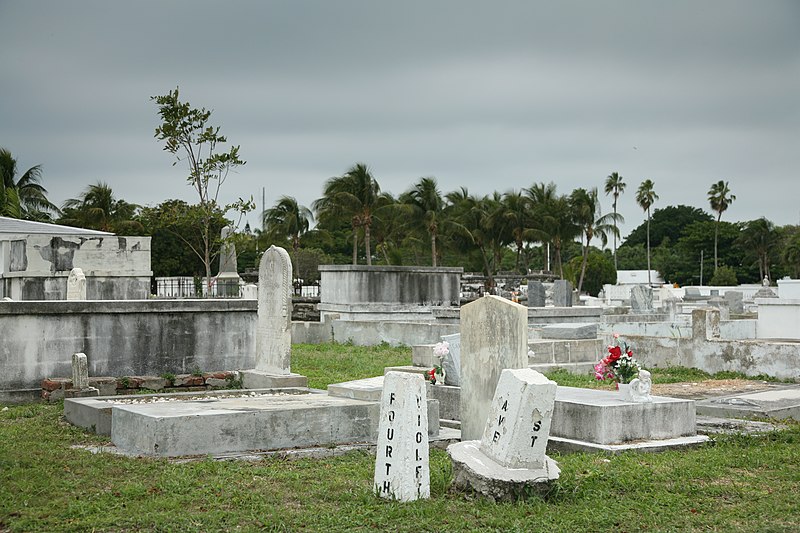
[[1, 0, 798, 240]]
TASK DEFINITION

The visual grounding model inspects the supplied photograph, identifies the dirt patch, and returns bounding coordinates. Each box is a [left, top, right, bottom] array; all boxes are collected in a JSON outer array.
[[652, 379, 777, 400]]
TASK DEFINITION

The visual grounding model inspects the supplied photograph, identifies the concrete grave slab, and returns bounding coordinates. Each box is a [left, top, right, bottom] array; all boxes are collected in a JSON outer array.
[[111, 392, 382, 457], [696, 387, 800, 421], [540, 323, 598, 340], [552, 386, 697, 444]]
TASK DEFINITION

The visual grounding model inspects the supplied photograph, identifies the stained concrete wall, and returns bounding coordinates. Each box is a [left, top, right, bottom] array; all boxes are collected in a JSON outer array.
[[0, 299, 257, 401], [602, 309, 800, 381], [318, 265, 462, 321], [0, 234, 152, 300]]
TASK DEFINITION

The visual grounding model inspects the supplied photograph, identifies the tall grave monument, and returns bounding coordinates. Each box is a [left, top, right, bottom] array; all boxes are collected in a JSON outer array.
[[216, 225, 241, 296], [241, 246, 307, 388], [460, 295, 528, 440]]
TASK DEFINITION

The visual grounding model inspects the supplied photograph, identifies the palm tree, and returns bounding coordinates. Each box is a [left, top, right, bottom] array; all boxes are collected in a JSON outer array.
[[312, 163, 381, 265], [635, 180, 659, 285], [400, 177, 445, 266], [569, 187, 621, 294], [60, 182, 142, 234], [502, 190, 536, 273], [739, 217, 776, 282], [0, 148, 59, 220], [263, 195, 314, 278], [708, 180, 736, 271], [526, 182, 577, 279], [604, 172, 626, 270]]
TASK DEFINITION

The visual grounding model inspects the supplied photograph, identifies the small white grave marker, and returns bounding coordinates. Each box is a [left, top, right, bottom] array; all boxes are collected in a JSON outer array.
[[66, 268, 86, 301], [72, 352, 90, 390], [373, 372, 430, 502]]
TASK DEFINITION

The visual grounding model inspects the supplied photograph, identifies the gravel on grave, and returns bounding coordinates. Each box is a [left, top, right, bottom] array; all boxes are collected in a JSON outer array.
[[651, 379, 779, 400], [105, 391, 298, 404]]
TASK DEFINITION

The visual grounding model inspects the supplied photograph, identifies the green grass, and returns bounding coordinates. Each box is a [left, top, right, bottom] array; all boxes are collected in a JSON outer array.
[[1, 343, 799, 532]]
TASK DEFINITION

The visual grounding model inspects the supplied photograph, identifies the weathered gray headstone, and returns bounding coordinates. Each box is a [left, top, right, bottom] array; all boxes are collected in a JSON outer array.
[[448, 368, 560, 500], [527, 281, 545, 308], [374, 372, 430, 502], [65, 352, 98, 398], [72, 352, 90, 390], [630, 284, 653, 313], [217, 226, 241, 297], [460, 295, 528, 441], [707, 296, 730, 320], [552, 280, 572, 307], [440, 333, 461, 387], [256, 246, 292, 374], [218, 226, 237, 274], [66, 268, 87, 301], [724, 291, 744, 314]]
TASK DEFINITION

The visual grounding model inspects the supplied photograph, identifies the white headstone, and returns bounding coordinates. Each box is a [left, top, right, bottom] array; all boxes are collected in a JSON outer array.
[[66, 268, 87, 301], [242, 283, 258, 300], [373, 372, 430, 502], [479, 368, 557, 469], [255, 246, 292, 375], [460, 295, 529, 441], [630, 284, 653, 313], [440, 333, 461, 386], [72, 352, 89, 390]]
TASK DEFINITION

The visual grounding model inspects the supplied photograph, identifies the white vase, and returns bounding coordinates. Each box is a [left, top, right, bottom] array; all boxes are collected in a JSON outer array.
[[618, 383, 633, 401], [434, 372, 445, 385]]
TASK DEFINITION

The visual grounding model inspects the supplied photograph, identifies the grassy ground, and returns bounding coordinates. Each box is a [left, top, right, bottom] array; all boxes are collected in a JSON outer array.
[[1, 343, 799, 532]]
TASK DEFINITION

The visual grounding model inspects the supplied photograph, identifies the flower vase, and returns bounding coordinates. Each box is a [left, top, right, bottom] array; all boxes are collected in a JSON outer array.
[[618, 382, 633, 401], [434, 371, 445, 385]]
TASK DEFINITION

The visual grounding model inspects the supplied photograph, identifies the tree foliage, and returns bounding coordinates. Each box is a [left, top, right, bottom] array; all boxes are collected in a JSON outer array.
[[0, 148, 59, 221], [59, 182, 143, 234], [152, 87, 252, 287]]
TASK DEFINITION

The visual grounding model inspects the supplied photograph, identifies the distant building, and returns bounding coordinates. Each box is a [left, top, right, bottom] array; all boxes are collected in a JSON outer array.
[[615, 270, 665, 286], [0, 216, 151, 300]]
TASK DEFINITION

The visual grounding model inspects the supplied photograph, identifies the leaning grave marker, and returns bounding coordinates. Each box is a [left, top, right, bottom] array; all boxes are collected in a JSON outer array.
[[449, 368, 560, 500]]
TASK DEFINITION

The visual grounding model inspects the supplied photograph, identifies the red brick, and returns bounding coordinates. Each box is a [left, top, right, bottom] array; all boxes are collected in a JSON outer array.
[[41, 378, 70, 391]]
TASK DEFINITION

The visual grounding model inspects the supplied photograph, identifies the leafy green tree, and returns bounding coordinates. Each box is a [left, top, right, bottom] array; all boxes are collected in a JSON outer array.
[[569, 187, 621, 294], [59, 182, 143, 234], [263, 196, 313, 278], [708, 180, 736, 271], [738, 218, 779, 282], [152, 87, 253, 288], [635, 179, 659, 285], [566, 249, 616, 297], [138, 199, 229, 277], [783, 228, 800, 278], [400, 177, 446, 266], [660, 220, 742, 285], [313, 163, 383, 265], [0, 148, 59, 220], [604, 171, 626, 269], [709, 265, 738, 286], [622, 205, 712, 249]]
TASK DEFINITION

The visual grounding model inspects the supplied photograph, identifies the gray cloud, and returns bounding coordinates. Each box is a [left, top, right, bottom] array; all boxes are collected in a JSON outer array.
[[1, 0, 798, 238]]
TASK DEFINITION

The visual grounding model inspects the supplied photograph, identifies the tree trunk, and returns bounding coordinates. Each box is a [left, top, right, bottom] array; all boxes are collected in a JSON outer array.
[[204, 226, 212, 297], [714, 214, 720, 270], [646, 212, 652, 285], [431, 232, 437, 267], [365, 223, 372, 266], [612, 202, 618, 270], [352, 227, 358, 265], [293, 237, 300, 279], [577, 243, 589, 294]]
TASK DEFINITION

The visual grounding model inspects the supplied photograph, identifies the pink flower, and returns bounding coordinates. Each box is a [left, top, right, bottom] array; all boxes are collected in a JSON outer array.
[[613, 333, 620, 339]]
